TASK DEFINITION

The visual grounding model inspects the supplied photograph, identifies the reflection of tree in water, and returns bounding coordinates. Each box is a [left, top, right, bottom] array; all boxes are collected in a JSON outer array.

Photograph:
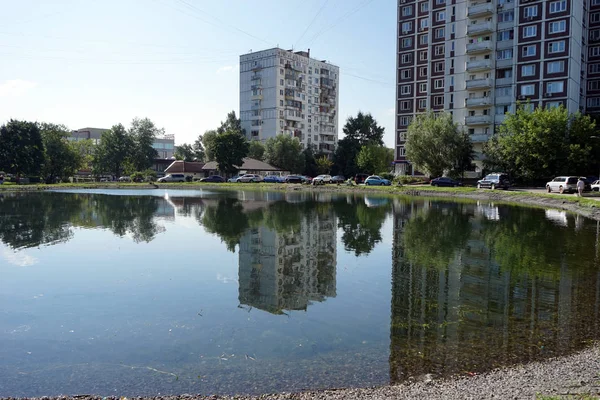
[[200, 198, 252, 252]]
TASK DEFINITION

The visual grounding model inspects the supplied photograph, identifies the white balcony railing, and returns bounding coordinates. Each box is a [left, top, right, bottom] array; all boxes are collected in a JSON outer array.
[[467, 3, 494, 18], [466, 60, 492, 71], [465, 115, 492, 125], [466, 40, 492, 54], [466, 78, 492, 89], [466, 96, 491, 107], [467, 22, 493, 36]]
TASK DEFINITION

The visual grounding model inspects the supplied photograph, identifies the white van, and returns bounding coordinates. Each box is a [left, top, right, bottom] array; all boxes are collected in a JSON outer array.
[[158, 174, 186, 183]]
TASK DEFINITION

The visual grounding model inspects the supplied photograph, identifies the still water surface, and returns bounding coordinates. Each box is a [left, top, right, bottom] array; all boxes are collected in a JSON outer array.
[[0, 189, 599, 396]]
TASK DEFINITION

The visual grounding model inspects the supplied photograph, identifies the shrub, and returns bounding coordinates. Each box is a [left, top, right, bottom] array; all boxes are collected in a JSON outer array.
[[397, 175, 429, 185], [379, 172, 394, 181], [130, 171, 144, 182], [143, 169, 157, 182], [185, 175, 193, 182]]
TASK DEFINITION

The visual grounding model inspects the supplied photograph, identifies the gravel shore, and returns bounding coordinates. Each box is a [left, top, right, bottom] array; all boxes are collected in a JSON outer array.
[[6, 344, 599, 400]]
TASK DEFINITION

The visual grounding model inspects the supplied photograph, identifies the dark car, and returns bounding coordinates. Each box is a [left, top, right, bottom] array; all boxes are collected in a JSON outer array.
[[199, 175, 225, 183], [354, 173, 370, 184], [430, 177, 461, 187], [582, 176, 598, 191], [284, 175, 304, 184], [477, 173, 510, 190], [263, 175, 283, 183], [331, 175, 345, 184]]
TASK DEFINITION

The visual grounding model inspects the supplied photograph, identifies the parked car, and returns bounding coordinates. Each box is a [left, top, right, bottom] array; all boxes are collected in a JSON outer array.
[[263, 175, 284, 183], [118, 176, 131, 182], [284, 175, 304, 183], [312, 174, 332, 185], [546, 176, 579, 194], [199, 175, 225, 183], [591, 180, 600, 191], [477, 173, 511, 190], [582, 176, 598, 191], [236, 174, 263, 183], [158, 173, 186, 183], [354, 173, 370, 184], [227, 175, 242, 182], [430, 177, 461, 187], [331, 175, 345, 184], [364, 175, 391, 186]]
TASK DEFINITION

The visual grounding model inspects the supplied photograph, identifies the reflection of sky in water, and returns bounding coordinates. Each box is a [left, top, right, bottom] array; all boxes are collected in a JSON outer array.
[[0, 191, 599, 397]]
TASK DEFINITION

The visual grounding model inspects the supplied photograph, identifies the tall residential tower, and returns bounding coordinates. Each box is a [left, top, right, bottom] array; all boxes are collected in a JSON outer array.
[[240, 48, 339, 155], [395, 0, 593, 175]]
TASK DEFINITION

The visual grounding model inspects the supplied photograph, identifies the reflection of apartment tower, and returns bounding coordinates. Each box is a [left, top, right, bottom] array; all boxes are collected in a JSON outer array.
[[238, 210, 336, 314]]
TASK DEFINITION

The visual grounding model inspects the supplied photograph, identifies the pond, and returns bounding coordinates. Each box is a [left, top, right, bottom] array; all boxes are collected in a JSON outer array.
[[0, 189, 599, 397]]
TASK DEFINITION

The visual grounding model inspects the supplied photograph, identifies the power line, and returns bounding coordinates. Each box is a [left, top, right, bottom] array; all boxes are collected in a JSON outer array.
[[306, 0, 376, 46], [341, 72, 394, 86], [295, 0, 331, 48]]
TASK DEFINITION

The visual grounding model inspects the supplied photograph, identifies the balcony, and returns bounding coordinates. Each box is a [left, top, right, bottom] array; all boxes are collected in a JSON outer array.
[[466, 96, 491, 107], [466, 60, 492, 72], [496, 77, 512, 86], [470, 133, 491, 143], [465, 115, 492, 125], [466, 40, 492, 54], [251, 74, 261, 81], [496, 95, 512, 104], [466, 78, 492, 89], [251, 84, 262, 91], [467, 22, 493, 36], [251, 94, 263, 100], [467, 3, 494, 18], [286, 113, 302, 122], [320, 135, 336, 143]]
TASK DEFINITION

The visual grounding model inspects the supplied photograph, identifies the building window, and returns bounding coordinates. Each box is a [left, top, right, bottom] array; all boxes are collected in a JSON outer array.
[[546, 81, 564, 93], [420, 19, 429, 30], [435, 0, 445, 4], [587, 97, 600, 107], [401, 53, 413, 63], [419, 34, 428, 45], [434, 78, 444, 89], [549, 0, 566, 13], [280, 89, 284, 95], [436, 11, 445, 21], [496, 86, 512, 96], [420, 2, 429, 12], [280, 100, 284, 106], [593, 0, 600, 6], [589, 80, 600, 90], [523, 25, 537, 38], [280, 79, 284, 85], [418, 98, 427, 108], [497, 30, 514, 41], [434, 45, 444, 55], [590, 64, 600, 74], [524, 5, 538, 18], [521, 64, 535, 76], [546, 60, 565, 73], [497, 68, 513, 78], [434, 62, 444, 72], [402, 22, 413, 33], [400, 100, 411, 110], [546, 101, 562, 109], [435, 27, 445, 39], [521, 84, 535, 95], [548, 20, 566, 34], [548, 40, 565, 53], [419, 82, 428, 92], [591, 47, 600, 57], [401, 85, 411, 95], [591, 13, 600, 23], [419, 51, 428, 60], [400, 116, 412, 126], [402, 6, 412, 16], [419, 66, 428, 76], [522, 45, 536, 57], [433, 96, 444, 106], [498, 11, 514, 23], [401, 69, 412, 79], [591, 29, 600, 41], [497, 49, 514, 59], [402, 37, 413, 48]]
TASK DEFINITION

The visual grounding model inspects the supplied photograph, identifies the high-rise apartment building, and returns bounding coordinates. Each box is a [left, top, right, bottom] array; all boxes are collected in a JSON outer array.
[[240, 48, 339, 155], [395, 0, 593, 176]]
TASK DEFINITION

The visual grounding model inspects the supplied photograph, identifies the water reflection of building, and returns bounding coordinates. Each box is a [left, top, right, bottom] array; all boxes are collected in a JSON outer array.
[[390, 201, 600, 383], [238, 207, 337, 314]]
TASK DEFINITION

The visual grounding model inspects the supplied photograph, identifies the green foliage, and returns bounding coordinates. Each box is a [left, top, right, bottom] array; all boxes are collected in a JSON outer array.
[[39, 123, 82, 183], [264, 135, 305, 173], [379, 172, 394, 181], [128, 118, 160, 171], [315, 155, 333, 175], [397, 175, 428, 185], [357, 144, 392, 174], [0, 120, 44, 177], [302, 148, 319, 176], [217, 110, 244, 136], [484, 104, 597, 182], [213, 131, 249, 175], [333, 137, 361, 178], [192, 135, 205, 162], [248, 140, 266, 160], [405, 111, 474, 178], [342, 111, 385, 146], [201, 130, 218, 161], [71, 139, 94, 171], [93, 124, 132, 178], [174, 143, 196, 161]]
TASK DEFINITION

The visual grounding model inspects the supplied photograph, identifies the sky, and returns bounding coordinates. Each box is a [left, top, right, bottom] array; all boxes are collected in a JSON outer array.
[[0, 0, 397, 147]]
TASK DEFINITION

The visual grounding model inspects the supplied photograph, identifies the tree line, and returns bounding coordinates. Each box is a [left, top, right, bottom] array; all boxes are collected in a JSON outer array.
[[175, 110, 394, 177], [0, 118, 165, 182], [404, 104, 600, 182]]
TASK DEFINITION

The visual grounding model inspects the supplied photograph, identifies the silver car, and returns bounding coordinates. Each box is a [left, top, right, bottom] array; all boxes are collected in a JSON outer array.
[[546, 176, 579, 194], [237, 174, 263, 183]]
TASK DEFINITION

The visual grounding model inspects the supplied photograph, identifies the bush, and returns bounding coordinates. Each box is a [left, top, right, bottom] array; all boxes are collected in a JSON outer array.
[[144, 169, 157, 182], [397, 175, 429, 185], [185, 175, 193, 182], [379, 172, 394, 181], [130, 171, 144, 182]]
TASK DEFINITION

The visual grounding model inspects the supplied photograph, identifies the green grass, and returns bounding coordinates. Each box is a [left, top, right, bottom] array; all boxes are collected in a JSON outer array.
[[536, 394, 599, 400]]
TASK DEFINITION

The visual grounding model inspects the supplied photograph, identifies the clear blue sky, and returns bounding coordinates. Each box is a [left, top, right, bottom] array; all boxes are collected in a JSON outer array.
[[0, 0, 397, 147]]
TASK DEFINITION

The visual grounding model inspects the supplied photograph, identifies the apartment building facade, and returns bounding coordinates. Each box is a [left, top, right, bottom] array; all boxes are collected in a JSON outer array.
[[70, 128, 175, 159], [239, 48, 339, 155], [395, 0, 589, 176]]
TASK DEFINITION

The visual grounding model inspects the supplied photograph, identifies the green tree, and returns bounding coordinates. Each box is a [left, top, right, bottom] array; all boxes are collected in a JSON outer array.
[[128, 118, 160, 171], [213, 131, 249, 175], [316, 155, 333, 175], [484, 104, 596, 181], [71, 139, 94, 172], [93, 124, 132, 178], [264, 135, 305, 173], [342, 111, 385, 146], [333, 137, 361, 178], [302, 148, 319, 176], [217, 110, 244, 136], [39, 123, 82, 183], [201, 130, 218, 161], [356, 144, 392, 174], [174, 143, 196, 161], [248, 140, 266, 160], [405, 111, 473, 178], [0, 120, 44, 178], [192, 135, 205, 162]]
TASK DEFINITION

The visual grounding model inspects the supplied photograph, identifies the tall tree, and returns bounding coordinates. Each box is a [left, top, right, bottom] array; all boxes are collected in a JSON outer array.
[[357, 144, 393, 174], [484, 104, 596, 181], [201, 130, 218, 161], [213, 131, 249, 175], [342, 112, 385, 146], [128, 118, 160, 171], [71, 139, 95, 172], [192, 135, 205, 162], [405, 111, 473, 178], [0, 120, 44, 177], [264, 135, 305, 173], [333, 138, 361, 178], [39, 123, 82, 183], [174, 144, 196, 161], [316, 155, 333, 175], [217, 110, 244, 136], [248, 140, 266, 160], [302, 148, 319, 176], [93, 124, 132, 178]]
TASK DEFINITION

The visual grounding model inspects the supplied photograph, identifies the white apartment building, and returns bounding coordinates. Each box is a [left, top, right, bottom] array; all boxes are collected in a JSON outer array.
[[240, 48, 340, 155], [395, 0, 588, 176]]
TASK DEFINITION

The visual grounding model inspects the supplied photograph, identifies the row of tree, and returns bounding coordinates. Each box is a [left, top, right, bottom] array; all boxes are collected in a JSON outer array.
[[404, 105, 600, 182], [0, 118, 165, 182], [175, 111, 394, 177]]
